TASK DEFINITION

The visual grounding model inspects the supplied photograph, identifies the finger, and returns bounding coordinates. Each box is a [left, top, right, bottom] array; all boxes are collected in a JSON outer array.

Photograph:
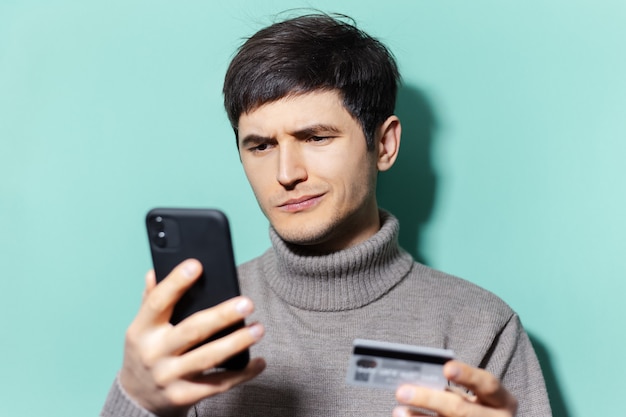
[[165, 296, 256, 355], [396, 385, 470, 416], [157, 358, 266, 408], [151, 322, 263, 385], [443, 361, 517, 410], [193, 356, 266, 390], [392, 405, 437, 417], [142, 270, 157, 301], [175, 322, 264, 377], [136, 259, 202, 328]]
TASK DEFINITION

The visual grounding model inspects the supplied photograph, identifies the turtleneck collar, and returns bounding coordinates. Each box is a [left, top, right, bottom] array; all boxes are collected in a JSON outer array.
[[260, 210, 414, 312]]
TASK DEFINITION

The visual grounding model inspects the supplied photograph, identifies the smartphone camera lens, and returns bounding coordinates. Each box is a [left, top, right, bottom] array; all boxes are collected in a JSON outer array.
[[155, 230, 167, 248], [150, 216, 168, 248]]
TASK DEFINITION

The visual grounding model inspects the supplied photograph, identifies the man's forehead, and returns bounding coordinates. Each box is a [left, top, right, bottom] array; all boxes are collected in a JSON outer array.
[[237, 90, 354, 136]]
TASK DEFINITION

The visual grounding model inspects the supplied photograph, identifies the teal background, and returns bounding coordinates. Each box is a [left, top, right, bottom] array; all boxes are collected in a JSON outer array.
[[1, 1, 624, 415]]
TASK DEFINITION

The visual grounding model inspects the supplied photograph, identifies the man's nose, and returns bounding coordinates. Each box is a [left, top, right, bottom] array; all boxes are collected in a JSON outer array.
[[276, 143, 307, 189]]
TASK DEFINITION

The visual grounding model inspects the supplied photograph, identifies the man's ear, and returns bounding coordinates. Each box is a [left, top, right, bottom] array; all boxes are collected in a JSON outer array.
[[376, 115, 401, 172]]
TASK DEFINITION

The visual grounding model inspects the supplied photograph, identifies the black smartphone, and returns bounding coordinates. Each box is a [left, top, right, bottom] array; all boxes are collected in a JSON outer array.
[[145, 208, 249, 370]]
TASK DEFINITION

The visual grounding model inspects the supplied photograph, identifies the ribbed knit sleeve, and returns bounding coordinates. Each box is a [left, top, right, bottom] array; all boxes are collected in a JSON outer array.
[[100, 376, 160, 417], [482, 314, 552, 417]]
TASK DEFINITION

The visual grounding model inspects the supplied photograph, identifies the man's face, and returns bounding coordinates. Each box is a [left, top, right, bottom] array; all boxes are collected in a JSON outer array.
[[237, 90, 381, 252]]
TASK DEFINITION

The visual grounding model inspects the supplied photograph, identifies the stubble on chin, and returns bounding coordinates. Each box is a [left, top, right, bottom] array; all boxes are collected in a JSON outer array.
[[271, 214, 340, 248]]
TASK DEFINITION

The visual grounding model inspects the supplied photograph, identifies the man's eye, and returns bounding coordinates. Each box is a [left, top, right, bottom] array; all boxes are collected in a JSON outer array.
[[308, 136, 331, 143], [250, 143, 270, 152]]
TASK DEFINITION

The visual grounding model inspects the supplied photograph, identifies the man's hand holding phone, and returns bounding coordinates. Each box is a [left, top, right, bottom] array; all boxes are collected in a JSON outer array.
[[119, 260, 266, 417]]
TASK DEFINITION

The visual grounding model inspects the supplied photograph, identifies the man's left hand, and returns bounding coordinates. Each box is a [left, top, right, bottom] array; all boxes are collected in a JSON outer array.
[[393, 360, 518, 417]]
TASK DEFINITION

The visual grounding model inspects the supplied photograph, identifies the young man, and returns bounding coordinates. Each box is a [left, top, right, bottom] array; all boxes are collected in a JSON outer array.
[[102, 14, 551, 417]]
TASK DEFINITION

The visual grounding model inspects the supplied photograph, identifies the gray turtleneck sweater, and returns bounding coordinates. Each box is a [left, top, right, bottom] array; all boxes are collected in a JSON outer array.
[[102, 212, 551, 416]]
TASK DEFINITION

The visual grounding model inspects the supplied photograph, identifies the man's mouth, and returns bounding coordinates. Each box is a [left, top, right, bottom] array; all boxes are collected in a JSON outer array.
[[277, 194, 324, 212]]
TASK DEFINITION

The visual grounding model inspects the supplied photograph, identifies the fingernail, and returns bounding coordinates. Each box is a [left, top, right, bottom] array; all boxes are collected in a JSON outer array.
[[182, 261, 199, 278], [397, 386, 413, 402], [236, 298, 253, 315], [393, 407, 409, 417], [252, 358, 266, 371], [249, 323, 264, 340], [446, 363, 460, 380]]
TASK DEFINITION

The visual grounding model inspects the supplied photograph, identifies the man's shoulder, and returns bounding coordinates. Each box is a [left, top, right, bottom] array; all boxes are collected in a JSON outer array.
[[406, 261, 515, 318]]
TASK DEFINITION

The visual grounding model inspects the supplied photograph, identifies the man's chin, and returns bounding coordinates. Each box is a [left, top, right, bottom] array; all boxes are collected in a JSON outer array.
[[272, 223, 335, 249], [274, 228, 329, 247]]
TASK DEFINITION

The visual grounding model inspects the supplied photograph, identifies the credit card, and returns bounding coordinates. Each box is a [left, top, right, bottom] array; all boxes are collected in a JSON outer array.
[[346, 339, 455, 391]]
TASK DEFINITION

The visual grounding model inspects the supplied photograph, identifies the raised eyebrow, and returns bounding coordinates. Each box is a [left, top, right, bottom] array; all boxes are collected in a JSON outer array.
[[291, 124, 342, 139]]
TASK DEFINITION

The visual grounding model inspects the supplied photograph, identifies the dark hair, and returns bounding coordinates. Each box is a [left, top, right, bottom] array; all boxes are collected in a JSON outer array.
[[223, 13, 400, 149]]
